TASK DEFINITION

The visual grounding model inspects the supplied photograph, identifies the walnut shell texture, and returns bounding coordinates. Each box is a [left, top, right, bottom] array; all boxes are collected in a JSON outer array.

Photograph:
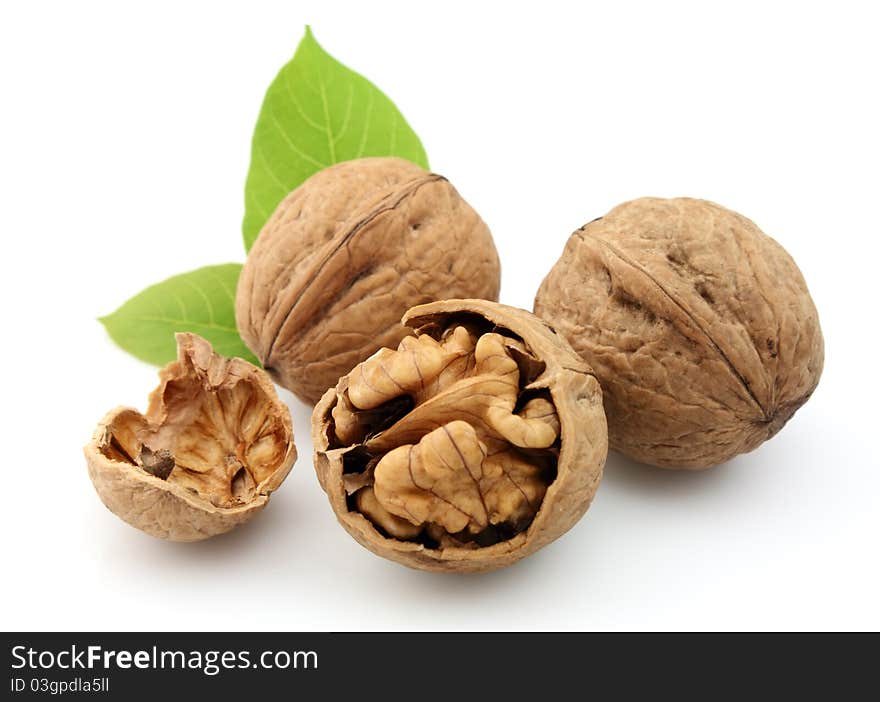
[[535, 197, 824, 469], [312, 299, 607, 573], [236, 157, 501, 405], [85, 333, 296, 541]]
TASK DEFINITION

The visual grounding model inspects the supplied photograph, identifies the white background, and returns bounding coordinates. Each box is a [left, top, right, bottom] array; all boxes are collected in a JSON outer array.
[[1, 0, 878, 631]]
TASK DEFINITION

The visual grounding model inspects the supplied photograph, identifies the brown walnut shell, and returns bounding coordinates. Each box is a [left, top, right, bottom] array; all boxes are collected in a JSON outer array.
[[84, 333, 296, 541], [236, 157, 501, 405], [312, 299, 607, 573], [534, 197, 824, 469]]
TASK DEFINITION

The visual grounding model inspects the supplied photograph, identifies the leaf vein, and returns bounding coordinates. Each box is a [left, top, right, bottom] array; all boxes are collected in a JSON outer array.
[[118, 315, 241, 334], [355, 90, 374, 158], [204, 267, 237, 305], [178, 277, 215, 325], [283, 70, 326, 132], [318, 77, 337, 162], [333, 81, 354, 145], [267, 108, 327, 169]]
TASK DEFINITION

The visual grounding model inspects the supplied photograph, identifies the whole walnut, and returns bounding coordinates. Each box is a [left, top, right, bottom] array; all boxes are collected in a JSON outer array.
[[312, 299, 607, 573], [534, 198, 824, 469], [236, 157, 501, 404], [84, 333, 296, 541]]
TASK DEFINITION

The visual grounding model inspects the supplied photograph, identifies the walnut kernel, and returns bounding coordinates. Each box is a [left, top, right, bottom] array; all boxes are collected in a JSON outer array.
[[312, 299, 607, 573]]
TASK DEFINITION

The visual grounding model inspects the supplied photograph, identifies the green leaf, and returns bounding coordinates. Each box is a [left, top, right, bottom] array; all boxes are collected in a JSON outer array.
[[242, 26, 429, 250], [99, 264, 258, 366]]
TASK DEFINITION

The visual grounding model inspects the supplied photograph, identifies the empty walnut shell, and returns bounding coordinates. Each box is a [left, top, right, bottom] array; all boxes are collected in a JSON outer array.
[[236, 157, 501, 405], [312, 299, 607, 573], [84, 333, 296, 541], [535, 197, 824, 469]]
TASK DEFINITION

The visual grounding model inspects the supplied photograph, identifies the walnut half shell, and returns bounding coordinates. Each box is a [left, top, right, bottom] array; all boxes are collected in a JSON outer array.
[[312, 300, 608, 573], [85, 333, 296, 541]]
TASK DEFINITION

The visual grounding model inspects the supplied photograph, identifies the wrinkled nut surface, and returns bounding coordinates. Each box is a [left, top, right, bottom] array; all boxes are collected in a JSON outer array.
[[312, 299, 607, 573], [535, 197, 824, 469], [236, 157, 501, 405], [84, 333, 296, 541]]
